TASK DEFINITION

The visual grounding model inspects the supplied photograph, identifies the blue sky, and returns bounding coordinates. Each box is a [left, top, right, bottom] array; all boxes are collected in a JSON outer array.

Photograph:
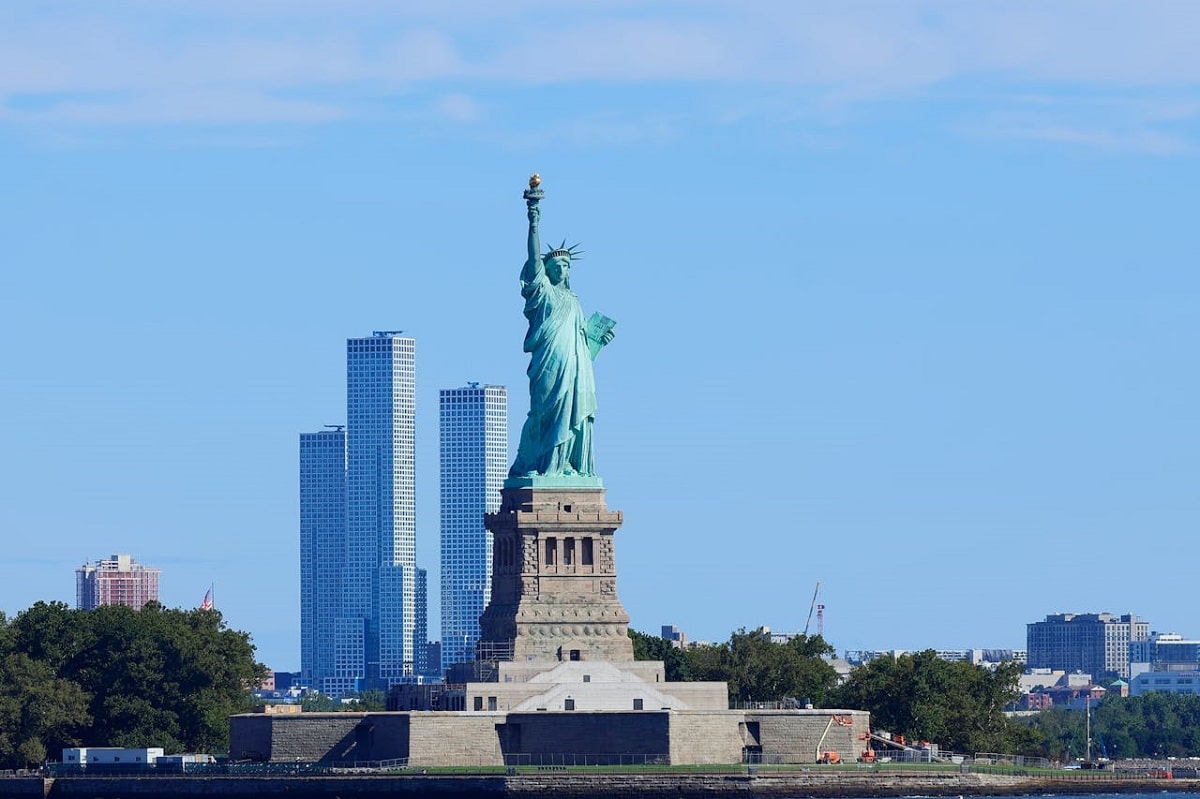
[[2, 1, 1198, 671]]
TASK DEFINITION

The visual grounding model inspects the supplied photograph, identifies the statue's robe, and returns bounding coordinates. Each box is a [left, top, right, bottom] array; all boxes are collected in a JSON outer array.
[[510, 262, 596, 477]]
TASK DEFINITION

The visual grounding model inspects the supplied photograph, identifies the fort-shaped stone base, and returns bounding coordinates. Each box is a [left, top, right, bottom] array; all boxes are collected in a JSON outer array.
[[230, 707, 872, 767]]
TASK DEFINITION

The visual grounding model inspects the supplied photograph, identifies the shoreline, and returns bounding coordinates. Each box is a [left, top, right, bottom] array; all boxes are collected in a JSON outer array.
[[2, 772, 1199, 799]]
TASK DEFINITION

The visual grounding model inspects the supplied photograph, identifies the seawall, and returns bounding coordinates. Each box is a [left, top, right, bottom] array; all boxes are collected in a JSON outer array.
[[4, 773, 1199, 799]]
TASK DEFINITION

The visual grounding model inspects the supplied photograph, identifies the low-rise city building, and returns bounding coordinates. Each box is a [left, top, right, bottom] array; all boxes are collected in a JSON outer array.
[[1130, 670, 1200, 697], [844, 649, 1024, 667], [63, 747, 164, 766]]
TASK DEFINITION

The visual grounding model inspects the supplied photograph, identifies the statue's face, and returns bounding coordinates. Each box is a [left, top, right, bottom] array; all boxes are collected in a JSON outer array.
[[546, 256, 571, 285]]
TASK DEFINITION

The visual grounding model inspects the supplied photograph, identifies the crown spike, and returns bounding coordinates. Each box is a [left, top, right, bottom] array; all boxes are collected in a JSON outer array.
[[545, 240, 585, 262]]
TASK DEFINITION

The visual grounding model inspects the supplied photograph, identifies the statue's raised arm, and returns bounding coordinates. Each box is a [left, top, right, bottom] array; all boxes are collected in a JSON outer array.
[[522, 174, 544, 285], [523, 176, 547, 284], [508, 174, 613, 483]]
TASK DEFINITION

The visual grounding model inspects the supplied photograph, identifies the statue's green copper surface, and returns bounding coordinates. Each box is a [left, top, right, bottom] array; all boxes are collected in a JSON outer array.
[[507, 175, 615, 487]]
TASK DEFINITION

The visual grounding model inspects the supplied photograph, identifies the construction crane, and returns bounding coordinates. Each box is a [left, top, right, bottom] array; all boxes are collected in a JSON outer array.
[[803, 581, 821, 636]]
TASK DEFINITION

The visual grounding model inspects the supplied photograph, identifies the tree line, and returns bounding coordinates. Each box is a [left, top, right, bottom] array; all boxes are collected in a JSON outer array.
[[633, 628, 1200, 759], [631, 629, 1029, 754], [1021, 692, 1200, 760], [0, 601, 265, 769]]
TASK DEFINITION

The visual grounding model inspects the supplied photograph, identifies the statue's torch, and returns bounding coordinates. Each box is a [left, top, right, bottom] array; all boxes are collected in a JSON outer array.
[[523, 173, 544, 207]]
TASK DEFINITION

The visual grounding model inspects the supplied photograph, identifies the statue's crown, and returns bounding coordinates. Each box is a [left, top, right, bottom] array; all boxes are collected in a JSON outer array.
[[545, 240, 584, 262]]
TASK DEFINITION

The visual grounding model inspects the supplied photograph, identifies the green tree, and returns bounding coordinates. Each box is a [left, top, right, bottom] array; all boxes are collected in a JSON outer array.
[[628, 629, 691, 681], [339, 689, 386, 711], [6, 600, 265, 755], [832, 650, 1031, 754], [300, 692, 339, 712], [673, 628, 838, 706], [1025, 693, 1200, 760], [0, 653, 91, 768]]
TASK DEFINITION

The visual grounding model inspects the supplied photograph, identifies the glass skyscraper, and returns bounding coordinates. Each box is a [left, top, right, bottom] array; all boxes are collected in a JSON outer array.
[[346, 331, 419, 688], [299, 427, 346, 694], [300, 331, 427, 696], [439, 383, 508, 672]]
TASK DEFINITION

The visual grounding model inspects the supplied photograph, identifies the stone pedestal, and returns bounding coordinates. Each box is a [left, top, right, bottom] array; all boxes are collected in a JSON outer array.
[[478, 485, 634, 666]]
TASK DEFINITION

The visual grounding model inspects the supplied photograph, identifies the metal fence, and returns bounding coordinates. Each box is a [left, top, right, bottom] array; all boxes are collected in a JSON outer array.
[[502, 753, 670, 767], [329, 758, 410, 772], [729, 700, 811, 710], [973, 752, 1052, 769]]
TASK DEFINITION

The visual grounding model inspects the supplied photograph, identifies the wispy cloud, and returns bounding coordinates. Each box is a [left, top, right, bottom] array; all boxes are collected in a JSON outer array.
[[964, 94, 1200, 155], [431, 93, 482, 123], [2, 1, 1199, 150]]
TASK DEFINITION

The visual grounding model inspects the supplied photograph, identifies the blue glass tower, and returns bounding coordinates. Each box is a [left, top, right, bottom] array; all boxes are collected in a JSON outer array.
[[439, 383, 508, 672], [345, 331, 419, 688], [299, 428, 346, 694]]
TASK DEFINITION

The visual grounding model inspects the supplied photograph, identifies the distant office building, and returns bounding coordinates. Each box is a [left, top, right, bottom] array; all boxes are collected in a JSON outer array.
[[75, 554, 160, 610], [415, 566, 430, 678], [273, 671, 301, 692], [1130, 670, 1200, 697], [425, 641, 442, 679], [300, 332, 428, 697], [1027, 612, 1148, 679], [299, 427, 346, 695], [1129, 632, 1200, 678], [439, 384, 507, 671], [661, 625, 688, 649]]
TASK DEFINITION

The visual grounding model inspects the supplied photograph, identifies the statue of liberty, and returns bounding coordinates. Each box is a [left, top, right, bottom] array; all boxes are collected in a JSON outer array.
[[509, 175, 615, 480]]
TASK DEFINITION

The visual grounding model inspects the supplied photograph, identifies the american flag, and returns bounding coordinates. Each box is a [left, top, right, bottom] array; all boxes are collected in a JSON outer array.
[[201, 586, 214, 610]]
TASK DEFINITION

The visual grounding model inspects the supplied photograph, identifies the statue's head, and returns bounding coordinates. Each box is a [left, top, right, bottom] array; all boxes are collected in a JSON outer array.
[[544, 240, 583, 286], [545, 254, 571, 285]]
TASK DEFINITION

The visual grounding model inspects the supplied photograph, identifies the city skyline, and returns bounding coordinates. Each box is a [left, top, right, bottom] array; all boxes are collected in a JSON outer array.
[[3, 3, 1198, 671], [300, 333, 426, 695]]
